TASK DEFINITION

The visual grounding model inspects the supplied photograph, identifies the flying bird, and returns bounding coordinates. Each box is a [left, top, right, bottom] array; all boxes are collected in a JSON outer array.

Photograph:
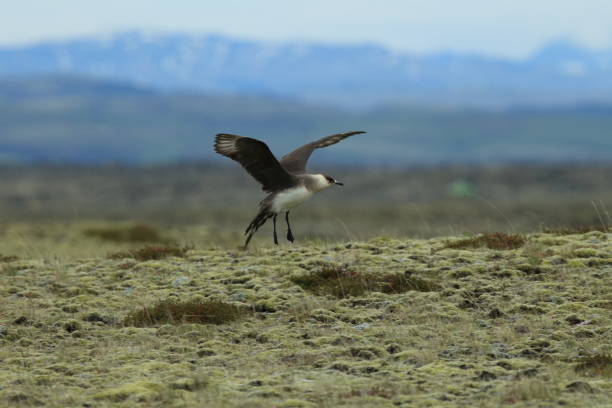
[[214, 131, 366, 248]]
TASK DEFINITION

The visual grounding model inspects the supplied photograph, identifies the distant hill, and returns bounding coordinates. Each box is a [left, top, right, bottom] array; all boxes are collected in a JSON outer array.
[[2, 32, 612, 108], [1, 76, 612, 165]]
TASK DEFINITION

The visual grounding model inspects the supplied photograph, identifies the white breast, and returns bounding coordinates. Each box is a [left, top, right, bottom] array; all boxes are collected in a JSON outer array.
[[271, 186, 313, 213]]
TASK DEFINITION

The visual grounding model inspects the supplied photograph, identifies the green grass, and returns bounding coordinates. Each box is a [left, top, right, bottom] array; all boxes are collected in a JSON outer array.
[[0, 231, 610, 407], [1, 165, 611, 242]]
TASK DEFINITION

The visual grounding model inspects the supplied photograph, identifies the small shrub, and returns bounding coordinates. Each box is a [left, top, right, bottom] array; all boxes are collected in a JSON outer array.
[[543, 226, 609, 235], [292, 264, 439, 298], [84, 223, 164, 243], [124, 299, 248, 327], [575, 354, 612, 377], [108, 244, 193, 261], [443, 232, 526, 250]]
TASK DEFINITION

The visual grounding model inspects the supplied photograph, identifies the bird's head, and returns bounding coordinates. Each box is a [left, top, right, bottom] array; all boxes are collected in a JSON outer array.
[[325, 174, 343, 187], [320, 174, 343, 189]]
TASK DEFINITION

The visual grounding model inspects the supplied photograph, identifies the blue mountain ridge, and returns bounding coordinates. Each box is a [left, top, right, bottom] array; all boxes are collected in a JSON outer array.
[[2, 31, 612, 108]]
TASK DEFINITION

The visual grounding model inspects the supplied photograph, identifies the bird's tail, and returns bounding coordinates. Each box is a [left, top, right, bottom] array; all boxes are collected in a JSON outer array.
[[244, 207, 273, 249]]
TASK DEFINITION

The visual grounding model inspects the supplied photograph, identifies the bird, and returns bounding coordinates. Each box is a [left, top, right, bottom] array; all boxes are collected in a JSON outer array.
[[214, 131, 366, 248]]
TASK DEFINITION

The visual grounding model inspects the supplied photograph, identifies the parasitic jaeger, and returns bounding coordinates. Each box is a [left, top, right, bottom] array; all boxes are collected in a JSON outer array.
[[214, 131, 366, 248]]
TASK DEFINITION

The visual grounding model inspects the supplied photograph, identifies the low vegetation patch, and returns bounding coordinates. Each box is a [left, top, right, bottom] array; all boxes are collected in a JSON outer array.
[[84, 223, 164, 243], [2, 233, 610, 407], [339, 386, 398, 400], [292, 264, 440, 298], [575, 354, 612, 377], [596, 302, 612, 310], [108, 244, 192, 261], [377, 272, 441, 293], [443, 232, 526, 250], [543, 225, 609, 235], [124, 299, 248, 326], [0, 255, 19, 262]]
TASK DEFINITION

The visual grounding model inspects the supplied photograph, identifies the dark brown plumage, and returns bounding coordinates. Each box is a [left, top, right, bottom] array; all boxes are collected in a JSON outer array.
[[280, 131, 366, 174], [215, 134, 295, 192]]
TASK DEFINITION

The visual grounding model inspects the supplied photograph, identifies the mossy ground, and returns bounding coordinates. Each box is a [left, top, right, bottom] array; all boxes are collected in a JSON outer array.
[[0, 229, 611, 407]]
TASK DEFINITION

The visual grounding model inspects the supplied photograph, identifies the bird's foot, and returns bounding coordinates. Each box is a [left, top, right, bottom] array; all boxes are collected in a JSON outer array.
[[287, 230, 295, 243]]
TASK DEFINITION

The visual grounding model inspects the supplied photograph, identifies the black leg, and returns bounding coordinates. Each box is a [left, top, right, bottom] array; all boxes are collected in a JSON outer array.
[[286, 211, 295, 243], [273, 215, 279, 245], [243, 232, 254, 250]]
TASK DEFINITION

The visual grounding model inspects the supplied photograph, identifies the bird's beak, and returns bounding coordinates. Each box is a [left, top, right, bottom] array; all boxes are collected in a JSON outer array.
[[335, 181, 344, 186]]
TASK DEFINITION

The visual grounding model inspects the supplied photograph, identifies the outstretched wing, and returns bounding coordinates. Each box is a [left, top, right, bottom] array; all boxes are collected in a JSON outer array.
[[280, 131, 366, 174], [215, 134, 295, 191]]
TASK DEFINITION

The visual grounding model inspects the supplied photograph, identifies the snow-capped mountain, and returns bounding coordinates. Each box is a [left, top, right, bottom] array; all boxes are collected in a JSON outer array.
[[1, 31, 612, 107]]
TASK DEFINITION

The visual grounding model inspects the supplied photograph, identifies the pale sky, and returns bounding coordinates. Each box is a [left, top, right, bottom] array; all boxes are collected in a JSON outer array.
[[1, 0, 612, 58]]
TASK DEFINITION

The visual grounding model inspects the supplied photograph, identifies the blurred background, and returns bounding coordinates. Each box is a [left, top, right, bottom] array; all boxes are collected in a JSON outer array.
[[1, 0, 611, 256]]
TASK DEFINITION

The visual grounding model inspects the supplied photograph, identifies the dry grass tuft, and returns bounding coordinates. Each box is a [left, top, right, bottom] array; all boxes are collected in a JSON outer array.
[[596, 302, 612, 310], [292, 264, 439, 298], [502, 379, 555, 404], [575, 354, 612, 377], [543, 225, 609, 235], [443, 232, 526, 250], [84, 223, 164, 243], [0, 255, 19, 262], [108, 244, 193, 261], [124, 299, 248, 326], [292, 265, 370, 298], [339, 386, 398, 400], [377, 273, 441, 293]]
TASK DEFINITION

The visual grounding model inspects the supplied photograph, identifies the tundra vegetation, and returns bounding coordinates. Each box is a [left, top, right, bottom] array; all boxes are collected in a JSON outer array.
[[0, 226, 610, 407], [0, 165, 610, 406]]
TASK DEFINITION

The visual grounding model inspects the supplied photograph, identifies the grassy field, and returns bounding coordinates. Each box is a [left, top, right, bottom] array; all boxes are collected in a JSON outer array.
[[0, 164, 610, 406], [1, 229, 610, 407], [2, 164, 612, 244]]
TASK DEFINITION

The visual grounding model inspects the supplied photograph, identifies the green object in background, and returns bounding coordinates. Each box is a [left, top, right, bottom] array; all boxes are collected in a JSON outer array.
[[449, 180, 475, 198]]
